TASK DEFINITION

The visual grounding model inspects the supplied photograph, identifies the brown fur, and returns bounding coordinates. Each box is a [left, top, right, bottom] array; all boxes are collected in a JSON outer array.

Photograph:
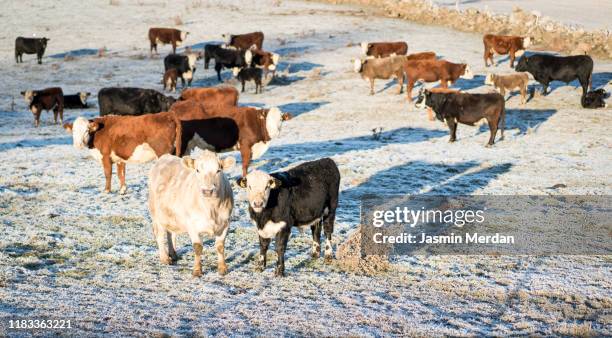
[[148, 28, 187, 55], [21, 87, 64, 127], [250, 48, 277, 77], [403, 60, 469, 102], [179, 86, 239, 107], [227, 31, 264, 50], [356, 56, 406, 95], [486, 72, 529, 104], [163, 69, 178, 92], [483, 34, 529, 68], [405, 51, 436, 61], [365, 42, 408, 58]]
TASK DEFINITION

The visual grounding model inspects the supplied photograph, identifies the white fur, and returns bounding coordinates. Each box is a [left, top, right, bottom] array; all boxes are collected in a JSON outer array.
[[79, 92, 89, 105], [251, 141, 270, 160], [243, 170, 274, 213], [353, 59, 363, 73], [125, 143, 158, 163], [324, 238, 332, 257], [265, 107, 283, 139], [180, 31, 187, 41], [267, 64, 276, 71], [23, 90, 34, 103], [462, 65, 474, 79], [232, 67, 240, 76], [360, 41, 368, 55], [523, 36, 532, 48], [186, 53, 198, 70], [182, 70, 193, 81], [484, 73, 494, 85], [271, 53, 280, 65], [257, 220, 286, 239], [71, 117, 91, 149], [515, 49, 525, 57], [245, 50, 253, 65]]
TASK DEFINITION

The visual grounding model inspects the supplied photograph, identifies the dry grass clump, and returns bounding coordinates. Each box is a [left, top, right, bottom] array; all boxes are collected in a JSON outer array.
[[314, 0, 612, 59], [335, 227, 390, 275], [173, 15, 183, 26]]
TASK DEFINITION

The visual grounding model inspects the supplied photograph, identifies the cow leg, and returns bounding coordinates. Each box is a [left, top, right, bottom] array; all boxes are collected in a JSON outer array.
[[204, 56, 210, 69], [427, 108, 435, 121], [166, 231, 178, 263], [486, 117, 499, 147], [323, 196, 338, 264], [499, 87, 506, 100], [189, 232, 203, 277], [483, 48, 490, 67], [274, 227, 290, 277], [53, 109, 59, 124], [215, 64, 223, 82], [117, 162, 127, 194], [310, 221, 322, 259], [153, 222, 172, 264], [215, 225, 229, 275], [102, 156, 112, 193], [406, 80, 415, 102], [541, 81, 549, 95], [172, 42, 177, 54], [397, 71, 404, 94], [520, 86, 527, 105], [509, 51, 515, 68], [37, 52, 42, 65], [446, 118, 457, 142], [257, 236, 271, 272], [239, 146, 251, 177], [369, 78, 375, 95], [241, 80, 245, 93], [579, 75, 590, 97]]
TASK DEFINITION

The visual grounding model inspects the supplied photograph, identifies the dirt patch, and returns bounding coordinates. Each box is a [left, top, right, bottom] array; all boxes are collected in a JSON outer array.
[[335, 227, 390, 275]]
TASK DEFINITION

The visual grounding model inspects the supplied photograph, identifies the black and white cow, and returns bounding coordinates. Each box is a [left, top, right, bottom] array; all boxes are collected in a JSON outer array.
[[15, 37, 49, 64], [581, 89, 608, 109], [164, 52, 200, 87], [237, 158, 340, 277], [98, 87, 176, 116], [63, 92, 91, 109], [203, 44, 252, 82], [515, 53, 593, 97]]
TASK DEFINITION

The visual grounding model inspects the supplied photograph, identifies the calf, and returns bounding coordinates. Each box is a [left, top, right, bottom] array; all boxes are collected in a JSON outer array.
[[403, 59, 474, 102], [171, 102, 291, 176], [361, 41, 408, 58], [179, 86, 239, 107], [223, 31, 264, 50], [250, 48, 280, 77], [233, 67, 263, 94], [515, 54, 593, 97], [15, 37, 49, 64], [237, 158, 340, 276], [98, 87, 176, 116], [164, 53, 200, 87], [21, 87, 64, 127], [64, 112, 181, 194], [581, 89, 608, 109], [148, 28, 188, 55], [483, 34, 532, 68], [204, 44, 252, 81], [148, 150, 235, 276], [63, 92, 91, 109], [163, 69, 178, 92], [416, 90, 505, 147], [353, 55, 406, 95], [485, 72, 529, 104]]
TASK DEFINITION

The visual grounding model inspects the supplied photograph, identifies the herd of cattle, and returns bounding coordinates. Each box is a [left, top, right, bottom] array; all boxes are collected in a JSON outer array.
[[13, 26, 610, 277]]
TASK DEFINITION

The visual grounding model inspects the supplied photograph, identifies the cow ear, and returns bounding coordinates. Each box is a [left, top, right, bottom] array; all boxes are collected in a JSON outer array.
[[88, 121, 99, 132], [20, 91, 25, 96], [220, 156, 235, 171], [182, 156, 195, 169], [282, 113, 292, 121], [269, 178, 282, 189], [63, 123, 73, 133], [237, 177, 247, 188]]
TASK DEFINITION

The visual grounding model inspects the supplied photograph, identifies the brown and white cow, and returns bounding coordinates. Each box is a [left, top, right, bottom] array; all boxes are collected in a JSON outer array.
[[485, 72, 530, 104], [179, 86, 239, 107], [250, 48, 280, 77], [171, 101, 291, 177], [353, 55, 406, 95], [483, 34, 532, 68], [223, 31, 264, 50], [21, 87, 64, 127], [149, 28, 189, 55], [403, 59, 474, 102], [361, 41, 408, 58], [64, 112, 181, 194]]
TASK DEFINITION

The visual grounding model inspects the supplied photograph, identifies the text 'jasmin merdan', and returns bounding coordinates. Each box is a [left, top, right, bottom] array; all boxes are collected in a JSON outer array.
[[372, 207, 485, 227]]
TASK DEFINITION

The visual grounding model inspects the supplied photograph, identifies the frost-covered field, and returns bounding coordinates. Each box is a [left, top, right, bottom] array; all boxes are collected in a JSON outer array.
[[0, 0, 611, 336]]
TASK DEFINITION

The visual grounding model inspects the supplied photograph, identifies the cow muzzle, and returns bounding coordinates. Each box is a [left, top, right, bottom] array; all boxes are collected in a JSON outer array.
[[251, 200, 265, 212], [201, 187, 217, 197]]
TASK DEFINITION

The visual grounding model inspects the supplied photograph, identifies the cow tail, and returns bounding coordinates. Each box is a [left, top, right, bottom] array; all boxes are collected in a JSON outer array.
[[499, 105, 506, 140], [173, 112, 182, 157]]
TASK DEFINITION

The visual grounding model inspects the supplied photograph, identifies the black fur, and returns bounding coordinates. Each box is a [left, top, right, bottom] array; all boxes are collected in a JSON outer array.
[[15, 37, 48, 64], [203, 44, 250, 81], [515, 54, 593, 97], [98, 87, 175, 116], [236, 67, 263, 94], [164, 54, 195, 87], [581, 89, 608, 109], [63, 93, 90, 109]]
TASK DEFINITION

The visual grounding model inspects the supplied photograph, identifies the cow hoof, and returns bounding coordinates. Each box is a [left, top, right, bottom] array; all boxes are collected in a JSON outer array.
[[311, 251, 320, 259], [169, 253, 179, 263], [448, 139, 456, 143], [255, 265, 265, 273], [485, 143, 493, 148], [324, 256, 333, 264], [103, 188, 111, 194], [274, 268, 285, 277], [218, 264, 228, 276], [119, 186, 127, 195], [192, 269, 203, 277], [160, 256, 173, 265]]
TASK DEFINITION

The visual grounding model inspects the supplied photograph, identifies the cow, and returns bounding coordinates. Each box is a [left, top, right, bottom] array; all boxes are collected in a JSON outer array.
[[249, 48, 280, 77], [163, 69, 178, 92], [179, 86, 239, 107], [63, 92, 91, 109], [361, 41, 408, 58], [405, 51, 436, 61], [515, 54, 593, 97], [353, 55, 406, 95], [15, 37, 49, 64], [483, 34, 532, 68], [418, 87, 460, 121], [237, 158, 340, 277], [148, 150, 235, 277], [223, 31, 264, 50], [416, 89, 505, 147], [63, 112, 181, 194], [581, 89, 608, 109], [403, 59, 474, 102], [171, 101, 291, 177], [21, 87, 64, 127], [164, 52, 200, 87], [203, 44, 252, 81], [233, 67, 263, 94], [484, 72, 529, 104], [98, 87, 176, 116], [148, 28, 188, 55]]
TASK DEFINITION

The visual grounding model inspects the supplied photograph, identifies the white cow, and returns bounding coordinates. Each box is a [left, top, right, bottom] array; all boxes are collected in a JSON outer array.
[[148, 150, 235, 277]]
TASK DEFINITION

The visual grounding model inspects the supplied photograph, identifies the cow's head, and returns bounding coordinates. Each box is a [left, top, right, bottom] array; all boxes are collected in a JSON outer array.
[[461, 64, 474, 80], [523, 36, 532, 48], [186, 53, 199, 71], [360, 42, 369, 55], [65, 117, 99, 149], [180, 31, 189, 41], [237, 170, 281, 213], [515, 56, 529, 72], [79, 92, 91, 105], [263, 107, 288, 139], [270, 53, 280, 70], [352, 58, 364, 73], [41, 38, 49, 49], [414, 88, 429, 109], [484, 73, 495, 85], [182, 150, 235, 198], [232, 67, 241, 76], [21, 90, 37, 103]]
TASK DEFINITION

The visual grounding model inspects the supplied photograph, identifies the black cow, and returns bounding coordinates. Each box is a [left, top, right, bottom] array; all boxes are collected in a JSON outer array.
[[581, 89, 608, 109], [98, 87, 176, 116], [233, 67, 263, 94], [203, 44, 252, 81], [237, 158, 340, 277], [416, 89, 505, 147], [515, 54, 593, 97], [15, 37, 49, 64], [63, 92, 91, 109], [164, 53, 199, 87]]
